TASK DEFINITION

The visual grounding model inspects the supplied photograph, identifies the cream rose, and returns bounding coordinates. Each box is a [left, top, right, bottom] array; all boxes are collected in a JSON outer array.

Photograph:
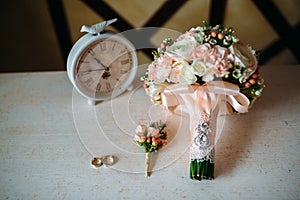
[[147, 82, 168, 97], [135, 124, 147, 135], [229, 42, 257, 77], [174, 60, 197, 84], [191, 60, 207, 77]]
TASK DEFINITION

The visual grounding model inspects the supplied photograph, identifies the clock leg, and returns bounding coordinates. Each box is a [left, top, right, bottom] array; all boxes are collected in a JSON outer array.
[[87, 99, 96, 106], [127, 84, 134, 91]]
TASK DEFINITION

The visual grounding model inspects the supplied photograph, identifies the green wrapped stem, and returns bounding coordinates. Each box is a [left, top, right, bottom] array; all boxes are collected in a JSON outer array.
[[190, 159, 214, 180]]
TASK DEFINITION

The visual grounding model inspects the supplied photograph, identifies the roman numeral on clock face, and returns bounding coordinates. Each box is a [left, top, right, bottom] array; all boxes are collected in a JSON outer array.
[[120, 69, 129, 74], [106, 82, 111, 91], [79, 60, 89, 64], [121, 59, 129, 65], [96, 83, 101, 92], [100, 42, 106, 51], [88, 48, 96, 56], [85, 77, 94, 86], [112, 42, 116, 51]]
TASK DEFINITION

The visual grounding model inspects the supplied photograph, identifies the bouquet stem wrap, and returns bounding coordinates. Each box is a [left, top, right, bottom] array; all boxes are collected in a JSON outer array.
[[145, 152, 151, 177], [162, 81, 250, 180]]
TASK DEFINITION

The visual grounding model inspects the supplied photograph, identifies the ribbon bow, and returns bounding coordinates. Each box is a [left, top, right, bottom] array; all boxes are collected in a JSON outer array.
[[161, 80, 250, 117]]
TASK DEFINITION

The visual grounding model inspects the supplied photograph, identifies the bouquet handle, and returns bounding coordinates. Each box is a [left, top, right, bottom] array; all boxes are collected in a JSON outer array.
[[162, 81, 249, 180], [189, 110, 217, 180]]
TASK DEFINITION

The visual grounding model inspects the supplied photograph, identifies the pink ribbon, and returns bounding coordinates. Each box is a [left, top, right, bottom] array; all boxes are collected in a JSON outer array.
[[161, 80, 250, 116]]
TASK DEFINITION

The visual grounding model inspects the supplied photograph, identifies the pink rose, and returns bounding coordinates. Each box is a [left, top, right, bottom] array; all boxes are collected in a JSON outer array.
[[148, 54, 174, 83], [189, 44, 234, 81], [147, 127, 159, 137], [176, 30, 197, 41], [207, 45, 234, 77], [169, 64, 181, 83], [189, 43, 211, 60]]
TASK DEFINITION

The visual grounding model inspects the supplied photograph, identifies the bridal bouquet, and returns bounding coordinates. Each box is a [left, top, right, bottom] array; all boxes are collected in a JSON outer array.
[[141, 21, 264, 180]]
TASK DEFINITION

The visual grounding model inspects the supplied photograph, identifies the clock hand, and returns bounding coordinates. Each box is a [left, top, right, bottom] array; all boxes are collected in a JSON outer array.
[[83, 68, 106, 73], [94, 57, 109, 71]]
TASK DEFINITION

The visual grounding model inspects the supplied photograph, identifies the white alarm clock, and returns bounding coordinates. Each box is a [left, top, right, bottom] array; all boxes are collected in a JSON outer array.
[[67, 19, 138, 105]]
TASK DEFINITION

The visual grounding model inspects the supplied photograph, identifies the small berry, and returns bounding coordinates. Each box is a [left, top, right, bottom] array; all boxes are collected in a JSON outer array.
[[249, 79, 256, 84], [245, 82, 251, 88], [141, 136, 146, 142], [152, 141, 157, 146], [252, 74, 258, 79], [211, 31, 217, 37], [143, 84, 149, 88], [218, 33, 224, 40]]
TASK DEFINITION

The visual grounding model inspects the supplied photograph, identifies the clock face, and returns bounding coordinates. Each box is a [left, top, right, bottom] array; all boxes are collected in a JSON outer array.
[[74, 38, 135, 99]]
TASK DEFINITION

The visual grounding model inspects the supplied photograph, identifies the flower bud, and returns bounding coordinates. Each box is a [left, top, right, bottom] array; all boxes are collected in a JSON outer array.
[[255, 90, 261, 96], [209, 39, 217, 45]]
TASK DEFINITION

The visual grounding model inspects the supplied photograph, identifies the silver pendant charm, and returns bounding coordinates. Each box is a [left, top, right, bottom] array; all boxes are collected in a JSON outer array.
[[194, 122, 211, 148]]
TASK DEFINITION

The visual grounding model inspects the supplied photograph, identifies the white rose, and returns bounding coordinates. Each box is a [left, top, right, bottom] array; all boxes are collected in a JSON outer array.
[[135, 124, 147, 134], [167, 37, 198, 59], [191, 59, 215, 82], [147, 82, 168, 97], [202, 68, 215, 82], [191, 60, 207, 77], [174, 60, 197, 84]]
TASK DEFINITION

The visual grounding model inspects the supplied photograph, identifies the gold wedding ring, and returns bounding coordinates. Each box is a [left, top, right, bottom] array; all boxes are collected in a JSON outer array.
[[91, 157, 103, 168], [102, 155, 115, 166], [91, 155, 115, 168]]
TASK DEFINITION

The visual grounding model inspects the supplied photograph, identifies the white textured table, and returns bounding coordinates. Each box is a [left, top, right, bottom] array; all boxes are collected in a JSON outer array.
[[0, 65, 299, 199]]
